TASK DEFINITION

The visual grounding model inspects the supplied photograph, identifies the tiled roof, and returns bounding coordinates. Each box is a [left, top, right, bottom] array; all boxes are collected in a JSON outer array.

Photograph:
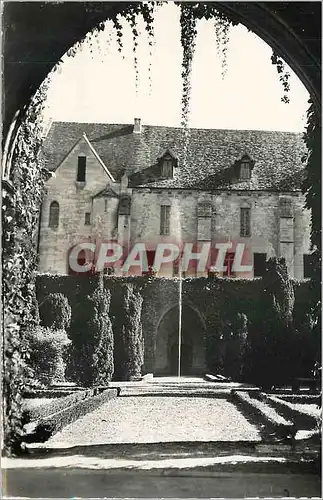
[[43, 121, 307, 191]]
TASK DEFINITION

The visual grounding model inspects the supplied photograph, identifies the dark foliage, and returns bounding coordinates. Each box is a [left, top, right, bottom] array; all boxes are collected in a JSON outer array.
[[244, 258, 298, 388], [87, 274, 114, 386], [113, 283, 144, 381], [302, 101, 321, 370], [25, 326, 71, 386], [39, 292, 71, 331], [2, 88, 49, 455]]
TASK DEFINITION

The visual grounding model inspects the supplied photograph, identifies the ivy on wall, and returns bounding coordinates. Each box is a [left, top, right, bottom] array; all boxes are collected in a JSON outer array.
[[2, 85, 50, 454], [301, 101, 321, 347]]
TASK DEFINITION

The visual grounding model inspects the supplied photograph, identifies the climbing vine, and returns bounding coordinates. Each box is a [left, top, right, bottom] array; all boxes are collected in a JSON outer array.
[[177, 3, 236, 129], [302, 101, 321, 330], [214, 17, 231, 78], [2, 84, 50, 454], [271, 52, 291, 103]]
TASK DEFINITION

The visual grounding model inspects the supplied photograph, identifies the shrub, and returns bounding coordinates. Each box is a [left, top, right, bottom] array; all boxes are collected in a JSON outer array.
[[86, 274, 114, 386], [223, 313, 248, 381], [39, 292, 71, 331], [25, 326, 71, 386], [114, 283, 144, 381], [247, 258, 297, 388]]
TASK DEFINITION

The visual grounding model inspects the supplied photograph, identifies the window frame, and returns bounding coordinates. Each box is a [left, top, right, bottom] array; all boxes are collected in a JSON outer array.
[[240, 206, 251, 237], [77, 156, 87, 182], [84, 212, 91, 226], [279, 197, 293, 218], [48, 200, 59, 228], [161, 158, 173, 178], [197, 201, 212, 218], [160, 204, 171, 235], [240, 161, 251, 180]]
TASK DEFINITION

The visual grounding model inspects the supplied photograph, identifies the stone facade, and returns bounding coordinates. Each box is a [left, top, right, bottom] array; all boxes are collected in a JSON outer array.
[[38, 120, 312, 279]]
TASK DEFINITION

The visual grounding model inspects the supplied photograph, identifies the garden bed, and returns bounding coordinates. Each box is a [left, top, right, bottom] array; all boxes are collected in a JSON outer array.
[[231, 390, 296, 441], [270, 394, 320, 405], [23, 388, 119, 444], [23, 388, 99, 422], [266, 395, 320, 431]]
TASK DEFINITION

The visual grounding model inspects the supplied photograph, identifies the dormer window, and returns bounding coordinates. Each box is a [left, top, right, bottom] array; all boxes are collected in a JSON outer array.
[[240, 157, 251, 179], [162, 159, 173, 178], [158, 148, 178, 180], [232, 154, 254, 182]]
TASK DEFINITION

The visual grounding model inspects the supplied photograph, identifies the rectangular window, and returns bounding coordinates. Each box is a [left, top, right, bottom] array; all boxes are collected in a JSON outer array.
[[240, 207, 251, 237], [303, 254, 314, 278], [84, 212, 91, 225], [162, 160, 173, 178], [279, 197, 293, 217], [240, 163, 251, 179], [198, 202, 212, 217], [253, 253, 267, 277], [160, 205, 170, 235], [104, 199, 108, 212], [77, 156, 86, 182]]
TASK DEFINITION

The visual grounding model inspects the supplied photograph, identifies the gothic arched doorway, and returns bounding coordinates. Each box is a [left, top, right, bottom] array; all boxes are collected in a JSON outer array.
[[155, 304, 206, 376]]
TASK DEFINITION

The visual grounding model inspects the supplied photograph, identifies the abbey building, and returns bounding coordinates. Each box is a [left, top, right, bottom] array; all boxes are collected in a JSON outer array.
[[38, 118, 312, 279]]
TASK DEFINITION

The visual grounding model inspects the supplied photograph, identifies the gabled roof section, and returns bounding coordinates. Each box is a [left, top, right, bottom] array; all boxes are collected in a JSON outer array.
[[93, 186, 119, 199], [83, 133, 115, 182], [43, 121, 307, 191], [157, 147, 178, 162]]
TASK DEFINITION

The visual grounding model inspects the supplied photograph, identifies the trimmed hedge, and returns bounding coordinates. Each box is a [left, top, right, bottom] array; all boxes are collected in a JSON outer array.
[[113, 283, 144, 381], [83, 274, 114, 386], [23, 388, 118, 443], [231, 390, 296, 440], [36, 274, 315, 385], [23, 389, 94, 423], [25, 326, 71, 385], [39, 292, 71, 331], [266, 395, 319, 431]]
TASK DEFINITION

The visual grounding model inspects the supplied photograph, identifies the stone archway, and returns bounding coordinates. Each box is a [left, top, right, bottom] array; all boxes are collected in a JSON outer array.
[[154, 304, 206, 376]]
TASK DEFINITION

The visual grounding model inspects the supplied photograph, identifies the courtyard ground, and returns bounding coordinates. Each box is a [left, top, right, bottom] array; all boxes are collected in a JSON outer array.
[[2, 377, 321, 498], [43, 395, 260, 447]]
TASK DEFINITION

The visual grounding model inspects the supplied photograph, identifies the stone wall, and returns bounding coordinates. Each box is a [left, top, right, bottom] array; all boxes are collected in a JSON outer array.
[[130, 188, 311, 279], [36, 275, 311, 378], [38, 136, 120, 274]]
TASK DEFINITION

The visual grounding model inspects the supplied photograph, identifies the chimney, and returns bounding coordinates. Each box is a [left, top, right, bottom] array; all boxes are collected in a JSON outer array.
[[133, 118, 141, 134]]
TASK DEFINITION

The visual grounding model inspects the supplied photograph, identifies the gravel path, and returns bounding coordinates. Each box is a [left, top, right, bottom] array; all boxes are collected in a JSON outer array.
[[47, 396, 260, 447]]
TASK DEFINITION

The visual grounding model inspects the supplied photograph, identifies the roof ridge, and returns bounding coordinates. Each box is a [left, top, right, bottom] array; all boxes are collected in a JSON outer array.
[[49, 120, 303, 135]]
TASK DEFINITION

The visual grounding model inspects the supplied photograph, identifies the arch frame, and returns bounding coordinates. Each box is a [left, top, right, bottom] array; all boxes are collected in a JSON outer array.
[[154, 301, 207, 376]]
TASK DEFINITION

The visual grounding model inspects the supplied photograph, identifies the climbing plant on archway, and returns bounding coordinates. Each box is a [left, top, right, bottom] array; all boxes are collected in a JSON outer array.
[[2, 1, 320, 454]]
